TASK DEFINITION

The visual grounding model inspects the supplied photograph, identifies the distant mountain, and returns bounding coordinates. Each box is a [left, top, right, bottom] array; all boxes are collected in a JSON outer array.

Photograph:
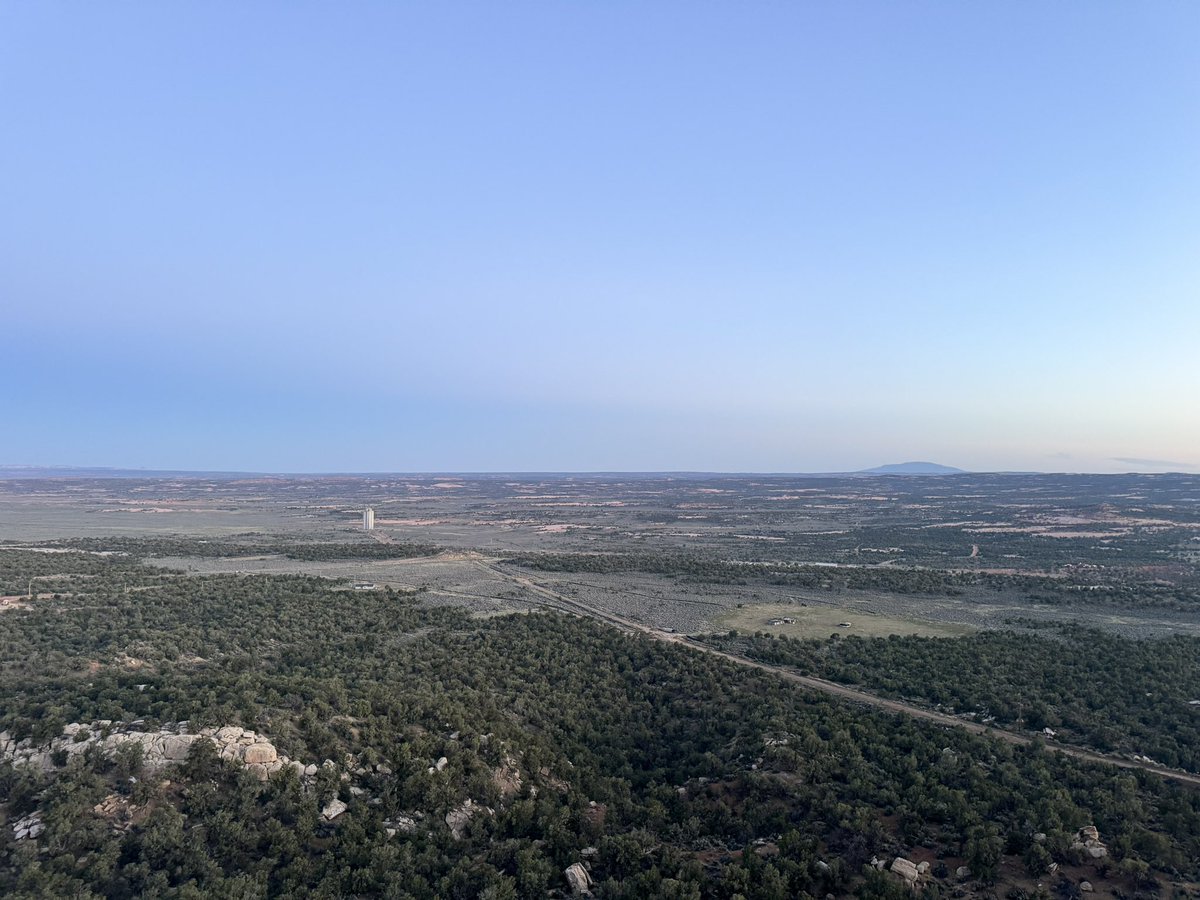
[[860, 462, 965, 475]]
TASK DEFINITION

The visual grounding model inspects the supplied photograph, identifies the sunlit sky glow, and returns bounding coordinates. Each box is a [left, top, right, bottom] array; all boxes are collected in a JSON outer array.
[[4, 3, 1198, 473]]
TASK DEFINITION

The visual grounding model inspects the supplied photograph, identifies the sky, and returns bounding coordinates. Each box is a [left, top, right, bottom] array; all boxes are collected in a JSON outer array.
[[3, 2, 1198, 473]]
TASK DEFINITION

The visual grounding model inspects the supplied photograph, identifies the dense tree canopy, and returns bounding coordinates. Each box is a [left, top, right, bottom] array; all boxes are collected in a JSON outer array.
[[1, 550, 1198, 898], [703, 625, 1200, 772]]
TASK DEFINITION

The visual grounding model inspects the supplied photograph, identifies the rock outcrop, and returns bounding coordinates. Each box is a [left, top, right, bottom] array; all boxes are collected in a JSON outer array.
[[92, 794, 143, 833], [565, 862, 592, 896], [1071, 825, 1108, 859], [322, 798, 349, 821], [492, 753, 523, 799], [890, 857, 921, 889], [242, 742, 278, 765], [384, 814, 419, 837], [445, 798, 492, 840], [11, 812, 43, 841], [0, 722, 314, 782]]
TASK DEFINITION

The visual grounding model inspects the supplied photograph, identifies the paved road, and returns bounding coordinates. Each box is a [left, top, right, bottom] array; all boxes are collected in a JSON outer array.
[[476, 558, 1200, 790]]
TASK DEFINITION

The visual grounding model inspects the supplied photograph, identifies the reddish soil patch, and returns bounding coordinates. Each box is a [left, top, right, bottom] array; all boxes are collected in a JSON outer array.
[[583, 802, 607, 828]]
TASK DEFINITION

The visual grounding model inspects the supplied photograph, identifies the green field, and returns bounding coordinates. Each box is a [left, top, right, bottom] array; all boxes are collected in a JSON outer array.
[[716, 601, 974, 639]]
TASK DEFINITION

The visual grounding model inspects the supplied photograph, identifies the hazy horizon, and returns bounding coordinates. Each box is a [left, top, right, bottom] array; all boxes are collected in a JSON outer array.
[[5, 4, 1197, 474], [3, 461, 1198, 478]]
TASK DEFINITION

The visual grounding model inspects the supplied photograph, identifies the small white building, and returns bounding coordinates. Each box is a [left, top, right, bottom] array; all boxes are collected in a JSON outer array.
[[363, 507, 375, 531]]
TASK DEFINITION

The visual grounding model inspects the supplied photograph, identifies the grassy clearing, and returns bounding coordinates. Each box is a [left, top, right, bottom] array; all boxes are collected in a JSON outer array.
[[715, 602, 974, 639]]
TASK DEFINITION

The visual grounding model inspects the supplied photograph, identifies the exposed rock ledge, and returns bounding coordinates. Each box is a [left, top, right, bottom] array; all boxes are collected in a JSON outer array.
[[0, 722, 317, 782]]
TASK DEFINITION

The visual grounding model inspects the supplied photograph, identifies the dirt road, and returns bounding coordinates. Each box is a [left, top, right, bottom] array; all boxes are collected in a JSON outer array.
[[476, 558, 1200, 789]]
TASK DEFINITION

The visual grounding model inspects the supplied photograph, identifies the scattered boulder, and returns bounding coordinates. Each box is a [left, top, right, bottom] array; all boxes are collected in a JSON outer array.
[[321, 798, 348, 821], [955, 866, 971, 879], [445, 799, 491, 840], [446, 801, 474, 839], [11, 812, 43, 841], [890, 857, 920, 886], [1080, 881, 1094, 893], [92, 794, 141, 832], [565, 862, 592, 896], [386, 815, 418, 834], [492, 753, 523, 800], [1072, 825, 1108, 859]]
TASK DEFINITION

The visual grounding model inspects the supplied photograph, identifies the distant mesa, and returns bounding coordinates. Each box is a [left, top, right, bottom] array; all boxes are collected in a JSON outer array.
[[860, 461, 965, 475]]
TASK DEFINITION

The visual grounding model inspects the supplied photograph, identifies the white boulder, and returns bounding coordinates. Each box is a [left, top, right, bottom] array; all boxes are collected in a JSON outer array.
[[321, 798, 348, 821], [243, 743, 277, 765], [890, 857, 919, 885], [565, 862, 592, 895]]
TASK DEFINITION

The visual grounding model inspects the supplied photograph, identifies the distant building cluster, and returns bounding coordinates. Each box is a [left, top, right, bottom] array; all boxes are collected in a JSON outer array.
[[363, 507, 375, 531]]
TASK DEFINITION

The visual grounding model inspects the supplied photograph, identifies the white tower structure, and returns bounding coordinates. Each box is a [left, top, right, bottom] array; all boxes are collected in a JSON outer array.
[[363, 507, 375, 531]]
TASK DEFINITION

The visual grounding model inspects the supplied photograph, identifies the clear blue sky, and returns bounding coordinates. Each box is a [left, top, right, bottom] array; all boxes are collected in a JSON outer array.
[[4, 3, 1197, 473]]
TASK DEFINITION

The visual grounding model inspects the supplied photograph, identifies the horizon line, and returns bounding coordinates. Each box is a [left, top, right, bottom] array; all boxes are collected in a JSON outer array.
[[1, 464, 1196, 479]]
